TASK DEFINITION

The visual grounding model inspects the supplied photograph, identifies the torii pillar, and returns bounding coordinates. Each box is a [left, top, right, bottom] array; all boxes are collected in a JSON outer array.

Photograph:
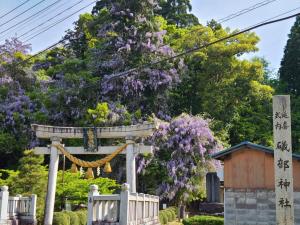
[[44, 137, 61, 225], [126, 137, 136, 193]]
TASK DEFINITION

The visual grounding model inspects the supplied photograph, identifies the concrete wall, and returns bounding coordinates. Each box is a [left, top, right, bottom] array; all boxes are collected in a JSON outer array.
[[224, 188, 300, 225]]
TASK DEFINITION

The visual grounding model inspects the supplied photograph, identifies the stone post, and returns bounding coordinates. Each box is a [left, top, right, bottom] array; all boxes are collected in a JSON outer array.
[[126, 138, 136, 193], [0, 186, 9, 225], [273, 95, 294, 225], [120, 183, 130, 225], [87, 185, 99, 225], [44, 137, 61, 225], [30, 194, 37, 222]]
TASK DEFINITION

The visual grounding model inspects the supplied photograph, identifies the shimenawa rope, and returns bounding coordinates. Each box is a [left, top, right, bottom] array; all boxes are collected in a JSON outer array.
[[52, 143, 128, 168]]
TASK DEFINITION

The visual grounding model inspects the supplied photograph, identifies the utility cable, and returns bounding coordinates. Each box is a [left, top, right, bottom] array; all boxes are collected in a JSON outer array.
[[218, 0, 277, 23], [17, 12, 300, 88], [0, 0, 31, 20], [0, 0, 47, 28], [245, 5, 300, 29], [16, 0, 87, 40], [105, 12, 300, 81], [0, 1, 72, 41], [23, 1, 96, 43], [0, 0, 63, 35]]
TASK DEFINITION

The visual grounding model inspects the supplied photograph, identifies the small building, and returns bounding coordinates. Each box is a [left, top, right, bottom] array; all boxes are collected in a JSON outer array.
[[212, 141, 300, 225]]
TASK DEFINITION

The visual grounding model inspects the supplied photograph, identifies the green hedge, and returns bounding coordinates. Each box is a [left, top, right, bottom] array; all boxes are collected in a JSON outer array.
[[159, 207, 177, 224], [53, 210, 87, 225], [183, 215, 224, 225], [64, 211, 80, 225], [53, 212, 70, 225], [76, 210, 88, 225]]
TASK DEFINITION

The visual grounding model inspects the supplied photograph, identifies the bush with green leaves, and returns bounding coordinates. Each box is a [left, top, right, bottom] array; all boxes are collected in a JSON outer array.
[[55, 171, 120, 208], [63, 211, 80, 225], [159, 212, 168, 225], [159, 207, 177, 224], [183, 215, 224, 225], [76, 210, 87, 225], [53, 212, 70, 225], [0, 150, 47, 223], [0, 151, 119, 223], [53, 210, 87, 225]]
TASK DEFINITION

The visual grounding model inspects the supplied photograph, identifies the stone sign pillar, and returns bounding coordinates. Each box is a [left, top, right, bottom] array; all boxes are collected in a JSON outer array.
[[273, 95, 294, 225], [44, 137, 61, 225]]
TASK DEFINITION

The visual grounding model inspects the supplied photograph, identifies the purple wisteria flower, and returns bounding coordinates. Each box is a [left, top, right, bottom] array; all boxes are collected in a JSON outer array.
[[139, 114, 222, 201]]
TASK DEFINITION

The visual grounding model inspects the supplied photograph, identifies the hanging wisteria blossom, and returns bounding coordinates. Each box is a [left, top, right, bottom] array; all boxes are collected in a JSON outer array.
[[139, 114, 221, 201]]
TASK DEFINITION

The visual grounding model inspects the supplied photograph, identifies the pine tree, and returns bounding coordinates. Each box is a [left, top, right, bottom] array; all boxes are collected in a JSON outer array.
[[279, 16, 300, 95], [279, 16, 300, 152], [158, 0, 199, 27]]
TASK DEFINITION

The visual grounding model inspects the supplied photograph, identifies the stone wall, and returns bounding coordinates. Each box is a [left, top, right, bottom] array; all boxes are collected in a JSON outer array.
[[224, 188, 300, 225]]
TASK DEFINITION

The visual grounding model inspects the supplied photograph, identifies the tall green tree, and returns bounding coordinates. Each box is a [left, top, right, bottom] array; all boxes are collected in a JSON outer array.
[[158, 0, 199, 27], [278, 16, 300, 152], [279, 16, 300, 95], [164, 23, 274, 146]]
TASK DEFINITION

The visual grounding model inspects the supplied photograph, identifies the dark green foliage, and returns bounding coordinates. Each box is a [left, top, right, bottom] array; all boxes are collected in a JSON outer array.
[[183, 215, 224, 225], [159, 207, 177, 224], [53, 212, 70, 225], [278, 16, 300, 152], [0, 150, 48, 223], [279, 16, 300, 95], [158, 0, 199, 27], [165, 23, 274, 146]]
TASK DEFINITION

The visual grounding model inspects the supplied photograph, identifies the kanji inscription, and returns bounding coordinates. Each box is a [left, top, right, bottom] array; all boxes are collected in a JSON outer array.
[[273, 95, 294, 225]]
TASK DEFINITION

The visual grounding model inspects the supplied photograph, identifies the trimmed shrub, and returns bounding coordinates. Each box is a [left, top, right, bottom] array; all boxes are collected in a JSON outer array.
[[64, 211, 80, 225], [183, 215, 224, 225], [159, 207, 178, 224], [76, 210, 87, 225], [166, 208, 176, 221], [164, 210, 173, 221], [159, 212, 169, 224], [53, 212, 70, 225]]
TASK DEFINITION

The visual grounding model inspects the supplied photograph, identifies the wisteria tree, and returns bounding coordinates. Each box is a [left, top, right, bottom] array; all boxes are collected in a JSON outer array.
[[89, 0, 182, 114], [138, 114, 221, 203], [0, 38, 35, 168]]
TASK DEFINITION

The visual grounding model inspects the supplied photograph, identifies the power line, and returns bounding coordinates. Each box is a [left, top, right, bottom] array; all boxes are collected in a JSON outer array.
[[18, 11, 300, 86], [15, 0, 87, 40], [245, 5, 300, 29], [0, 1, 72, 42], [98, 12, 300, 81], [0, 0, 63, 35], [0, 0, 31, 20], [218, 0, 277, 23], [0, 0, 47, 29], [18, 0, 86, 40], [23, 1, 96, 43]]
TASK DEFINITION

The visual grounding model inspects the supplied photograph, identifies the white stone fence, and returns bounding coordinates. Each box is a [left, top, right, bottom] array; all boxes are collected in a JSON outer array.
[[0, 186, 37, 225], [88, 184, 160, 225]]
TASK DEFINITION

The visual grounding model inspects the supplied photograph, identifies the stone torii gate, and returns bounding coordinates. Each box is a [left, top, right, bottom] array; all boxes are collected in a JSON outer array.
[[31, 123, 156, 225]]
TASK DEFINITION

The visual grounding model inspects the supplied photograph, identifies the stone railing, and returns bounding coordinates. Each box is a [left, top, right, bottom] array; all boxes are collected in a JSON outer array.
[[0, 186, 37, 225], [88, 184, 160, 225]]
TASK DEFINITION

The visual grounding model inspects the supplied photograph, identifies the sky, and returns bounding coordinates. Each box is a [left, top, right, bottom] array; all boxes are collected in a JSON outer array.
[[191, 0, 299, 71], [0, 0, 298, 71]]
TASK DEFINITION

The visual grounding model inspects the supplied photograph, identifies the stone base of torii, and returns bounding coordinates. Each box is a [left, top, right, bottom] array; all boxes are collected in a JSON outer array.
[[31, 123, 156, 225]]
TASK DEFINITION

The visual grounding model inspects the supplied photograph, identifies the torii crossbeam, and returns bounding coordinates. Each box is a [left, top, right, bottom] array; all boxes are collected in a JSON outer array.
[[31, 123, 156, 225]]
